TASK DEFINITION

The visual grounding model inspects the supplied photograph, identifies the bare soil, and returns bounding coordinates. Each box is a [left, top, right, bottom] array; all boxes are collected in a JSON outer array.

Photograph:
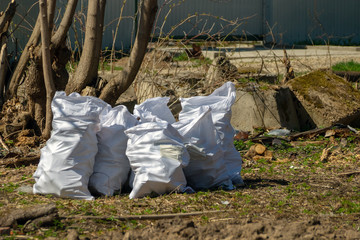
[[1, 49, 360, 239]]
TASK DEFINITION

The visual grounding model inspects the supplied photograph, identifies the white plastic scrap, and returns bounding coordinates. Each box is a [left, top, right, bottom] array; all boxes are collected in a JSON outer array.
[[173, 107, 234, 190], [33, 92, 110, 200], [133, 97, 175, 124], [179, 82, 244, 186], [88, 105, 138, 197], [125, 122, 189, 199]]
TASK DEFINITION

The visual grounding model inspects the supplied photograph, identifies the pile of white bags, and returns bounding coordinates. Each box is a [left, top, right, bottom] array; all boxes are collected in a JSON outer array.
[[125, 122, 189, 199], [88, 105, 138, 196], [33, 92, 110, 200], [173, 107, 233, 190], [33, 82, 243, 200], [179, 82, 244, 186]]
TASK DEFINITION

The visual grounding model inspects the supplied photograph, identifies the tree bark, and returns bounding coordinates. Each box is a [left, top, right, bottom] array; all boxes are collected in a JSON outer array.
[[99, 0, 158, 106], [51, 0, 78, 49], [0, 0, 16, 100], [8, 0, 56, 99], [7, 16, 41, 98], [0, 0, 16, 34], [65, 0, 105, 94], [39, 0, 56, 139], [0, 43, 7, 103]]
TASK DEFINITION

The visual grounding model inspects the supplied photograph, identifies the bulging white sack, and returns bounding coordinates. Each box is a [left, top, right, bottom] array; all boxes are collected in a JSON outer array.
[[179, 82, 244, 186], [125, 122, 189, 199], [173, 107, 233, 191], [88, 105, 138, 196], [133, 97, 175, 124], [33, 92, 110, 200]]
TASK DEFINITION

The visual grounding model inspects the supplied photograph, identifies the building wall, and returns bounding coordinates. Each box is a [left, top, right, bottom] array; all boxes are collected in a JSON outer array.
[[154, 0, 263, 41], [0, 0, 359, 54], [269, 0, 360, 45]]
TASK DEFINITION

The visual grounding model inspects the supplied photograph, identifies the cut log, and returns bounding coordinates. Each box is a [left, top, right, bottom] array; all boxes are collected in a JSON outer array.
[[254, 143, 266, 155]]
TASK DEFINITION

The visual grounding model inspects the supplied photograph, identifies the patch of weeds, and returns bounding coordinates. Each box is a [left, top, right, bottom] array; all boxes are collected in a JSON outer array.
[[201, 215, 209, 222], [192, 57, 212, 67], [1, 182, 19, 193], [173, 52, 212, 67], [119, 220, 139, 231], [41, 228, 59, 238], [277, 200, 285, 207], [234, 140, 254, 151], [332, 60, 360, 72], [173, 52, 189, 61], [284, 183, 298, 199], [99, 62, 123, 71], [303, 208, 316, 214], [236, 77, 256, 83], [142, 208, 153, 214], [336, 200, 360, 214]]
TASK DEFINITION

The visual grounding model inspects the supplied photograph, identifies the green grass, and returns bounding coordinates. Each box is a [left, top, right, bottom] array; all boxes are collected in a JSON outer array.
[[332, 60, 360, 72], [173, 52, 212, 66], [66, 61, 123, 73]]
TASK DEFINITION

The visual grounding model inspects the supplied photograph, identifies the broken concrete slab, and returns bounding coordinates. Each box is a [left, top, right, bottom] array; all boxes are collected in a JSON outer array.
[[286, 70, 360, 128], [231, 85, 315, 133]]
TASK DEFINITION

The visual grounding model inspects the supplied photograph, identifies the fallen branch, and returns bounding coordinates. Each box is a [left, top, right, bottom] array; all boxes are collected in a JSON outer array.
[[0, 155, 40, 168], [0, 134, 9, 151], [337, 171, 360, 177], [62, 210, 226, 221], [0, 203, 57, 227]]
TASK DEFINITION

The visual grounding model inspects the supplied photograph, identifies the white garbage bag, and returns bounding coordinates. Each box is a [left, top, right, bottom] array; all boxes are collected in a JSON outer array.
[[134, 97, 175, 124], [88, 105, 138, 196], [173, 107, 234, 190], [125, 122, 189, 199], [33, 92, 110, 200], [179, 82, 244, 186]]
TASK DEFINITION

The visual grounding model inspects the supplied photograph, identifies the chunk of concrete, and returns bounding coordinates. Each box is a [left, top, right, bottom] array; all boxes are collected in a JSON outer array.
[[231, 85, 316, 132], [286, 70, 360, 128]]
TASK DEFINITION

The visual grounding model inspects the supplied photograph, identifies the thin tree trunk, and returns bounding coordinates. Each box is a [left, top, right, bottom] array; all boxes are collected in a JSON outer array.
[[99, 0, 158, 106], [39, 0, 56, 139], [47, 0, 56, 33], [0, 43, 7, 103], [92, 0, 106, 78], [0, 0, 16, 33], [8, 0, 56, 99], [65, 0, 104, 94], [7, 17, 41, 98], [51, 0, 78, 49]]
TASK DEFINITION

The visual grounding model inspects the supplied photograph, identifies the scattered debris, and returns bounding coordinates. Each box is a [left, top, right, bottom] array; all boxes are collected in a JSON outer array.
[[0, 203, 58, 231], [244, 143, 273, 161], [320, 147, 332, 163], [185, 44, 203, 59]]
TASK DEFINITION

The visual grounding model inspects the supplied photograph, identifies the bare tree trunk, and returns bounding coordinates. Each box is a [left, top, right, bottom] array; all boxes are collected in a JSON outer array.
[[39, 0, 56, 139], [8, 0, 56, 99], [0, 0, 16, 32], [65, 0, 106, 94], [0, 0, 16, 99], [0, 43, 7, 103], [99, 0, 158, 106], [51, 0, 78, 48], [7, 17, 41, 98], [92, 0, 106, 78]]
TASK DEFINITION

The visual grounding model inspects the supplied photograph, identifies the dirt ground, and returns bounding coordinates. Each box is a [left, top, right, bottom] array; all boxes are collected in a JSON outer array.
[[1, 47, 360, 239]]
